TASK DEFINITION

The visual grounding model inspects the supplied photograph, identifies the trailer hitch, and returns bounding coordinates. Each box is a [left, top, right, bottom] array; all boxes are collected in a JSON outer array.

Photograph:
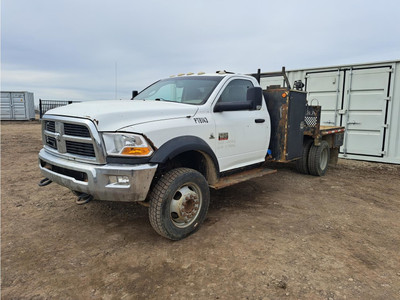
[[38, 177, 52, 187], [75, 193, 93, 205]]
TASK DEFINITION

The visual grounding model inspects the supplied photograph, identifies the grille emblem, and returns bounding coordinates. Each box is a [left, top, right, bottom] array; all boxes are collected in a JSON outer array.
[[55, 132, 61, 142]]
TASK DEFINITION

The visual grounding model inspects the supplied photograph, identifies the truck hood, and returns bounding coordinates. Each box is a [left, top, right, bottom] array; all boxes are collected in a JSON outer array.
[[46, 100, 199, 131]]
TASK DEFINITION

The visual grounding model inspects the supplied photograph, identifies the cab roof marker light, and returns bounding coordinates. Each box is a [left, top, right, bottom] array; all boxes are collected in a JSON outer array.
[[186, 72, 194, 75], [216, 70, 235, 74], [197, 72, 205, 75], [177, 73, 185, 76], [170, 75, 176, 77]]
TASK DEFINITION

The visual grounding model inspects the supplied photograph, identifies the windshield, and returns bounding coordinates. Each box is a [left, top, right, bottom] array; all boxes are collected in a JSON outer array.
[[134, 76, 223, 105]]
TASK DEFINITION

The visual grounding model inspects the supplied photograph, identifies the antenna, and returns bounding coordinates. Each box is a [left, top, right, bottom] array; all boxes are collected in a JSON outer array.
[[114, 61, 118, 99]]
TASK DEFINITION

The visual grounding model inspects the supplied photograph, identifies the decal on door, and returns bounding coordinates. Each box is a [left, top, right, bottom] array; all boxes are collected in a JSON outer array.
[[218, 133, 228, 141], [193, 117, 208, 124]]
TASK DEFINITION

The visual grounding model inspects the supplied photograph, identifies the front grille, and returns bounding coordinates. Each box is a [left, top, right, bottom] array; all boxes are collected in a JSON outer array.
[[42, 117, 102, 163], [66, 140, 95, 157], [46, 136, 57, 149], [64, 123, 91, 137], [45, 121, 55, 132]]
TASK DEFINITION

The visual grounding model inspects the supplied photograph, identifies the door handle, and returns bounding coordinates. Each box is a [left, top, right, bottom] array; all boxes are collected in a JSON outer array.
[[255, 119, 265, 123]]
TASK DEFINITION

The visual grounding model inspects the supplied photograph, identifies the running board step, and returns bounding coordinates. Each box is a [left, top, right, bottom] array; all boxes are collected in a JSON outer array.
[[210, 167, 277, 190]]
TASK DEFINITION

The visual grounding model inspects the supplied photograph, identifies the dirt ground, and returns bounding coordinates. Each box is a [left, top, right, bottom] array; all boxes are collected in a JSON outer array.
[[1, 120, 400, 300]]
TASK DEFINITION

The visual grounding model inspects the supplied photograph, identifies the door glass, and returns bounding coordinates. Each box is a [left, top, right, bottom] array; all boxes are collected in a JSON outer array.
[[219, 79, 253, 103]]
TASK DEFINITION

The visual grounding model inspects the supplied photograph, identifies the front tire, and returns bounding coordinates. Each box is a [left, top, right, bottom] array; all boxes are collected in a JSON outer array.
[[148, 168, 210, 240]]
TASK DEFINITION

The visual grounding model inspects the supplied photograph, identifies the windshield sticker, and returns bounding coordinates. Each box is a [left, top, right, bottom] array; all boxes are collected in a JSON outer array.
[[219, 133, 228, 141], [194, 117, 208, 124]]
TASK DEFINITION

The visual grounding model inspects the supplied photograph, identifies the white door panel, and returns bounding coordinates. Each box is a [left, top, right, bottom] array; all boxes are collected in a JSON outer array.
[[214, 109, 269, 171], [306, 70, 343, 126], [342, 68, 390, 156], [212, 78, 269, 172], [305, 67, 390, 157], [345, 131, 383, 155], [1, 92, 12, 119]]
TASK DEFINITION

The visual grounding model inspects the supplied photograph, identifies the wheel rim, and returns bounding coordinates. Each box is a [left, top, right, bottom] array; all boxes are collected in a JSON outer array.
[[320, 147, 329, 170], [169, 183, 202, 228]]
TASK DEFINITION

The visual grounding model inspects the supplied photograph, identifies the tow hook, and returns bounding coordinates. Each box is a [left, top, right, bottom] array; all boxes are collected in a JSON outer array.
[[76, 193, 93, 205], [38, 178, 52, 187]]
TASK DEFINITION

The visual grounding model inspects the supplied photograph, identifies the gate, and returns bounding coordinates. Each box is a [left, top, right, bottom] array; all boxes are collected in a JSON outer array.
[[39, 99, 79, 118]]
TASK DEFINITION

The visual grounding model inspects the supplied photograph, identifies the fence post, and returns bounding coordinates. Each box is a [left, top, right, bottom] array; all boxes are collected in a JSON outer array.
[[39, 99, 43, 119]]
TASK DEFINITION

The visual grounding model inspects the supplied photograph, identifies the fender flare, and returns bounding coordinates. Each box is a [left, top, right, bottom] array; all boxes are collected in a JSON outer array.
[[150, 136, 219, 173]]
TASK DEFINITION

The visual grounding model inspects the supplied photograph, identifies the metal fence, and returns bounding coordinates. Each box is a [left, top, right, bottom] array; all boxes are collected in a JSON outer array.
[[39, 99, 80, 118]]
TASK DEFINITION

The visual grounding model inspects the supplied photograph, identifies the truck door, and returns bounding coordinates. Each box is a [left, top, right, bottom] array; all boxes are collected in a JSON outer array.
[[212, 78, 270, 172]]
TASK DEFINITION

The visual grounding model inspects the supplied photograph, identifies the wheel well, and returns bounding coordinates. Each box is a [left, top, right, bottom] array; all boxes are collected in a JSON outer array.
[[154, 150, 218, 185], [322, 135, 334, 148], [305, 135, 332, 147], [304, 135, 313, 143]]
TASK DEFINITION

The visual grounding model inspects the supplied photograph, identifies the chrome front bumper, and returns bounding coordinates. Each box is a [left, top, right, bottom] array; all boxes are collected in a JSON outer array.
[[39, 149, 157, 202]]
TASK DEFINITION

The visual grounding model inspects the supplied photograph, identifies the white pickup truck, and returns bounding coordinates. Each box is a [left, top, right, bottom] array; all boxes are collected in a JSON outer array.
[[38, 69, 345, 240]]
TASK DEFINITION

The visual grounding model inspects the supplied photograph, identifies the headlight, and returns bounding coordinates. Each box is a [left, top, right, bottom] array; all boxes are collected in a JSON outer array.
[[102, 133, 153, 157]]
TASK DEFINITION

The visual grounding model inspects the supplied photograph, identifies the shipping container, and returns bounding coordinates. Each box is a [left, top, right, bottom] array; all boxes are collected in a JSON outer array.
[[1, 91, 35, 120], [260, 60, 400, 164]]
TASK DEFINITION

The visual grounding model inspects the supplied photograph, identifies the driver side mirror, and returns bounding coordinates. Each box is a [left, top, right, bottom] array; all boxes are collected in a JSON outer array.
[[247, 87, 263, 110], [131, 90, 139, 100], [213, 86, 263, 112]]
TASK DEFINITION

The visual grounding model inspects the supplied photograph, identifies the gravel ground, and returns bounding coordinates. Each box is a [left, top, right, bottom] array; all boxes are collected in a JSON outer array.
[[1, 120, 400, 299]]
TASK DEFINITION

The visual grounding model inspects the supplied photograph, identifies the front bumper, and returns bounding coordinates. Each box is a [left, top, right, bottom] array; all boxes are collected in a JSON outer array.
[[39, 149, 157, 202]]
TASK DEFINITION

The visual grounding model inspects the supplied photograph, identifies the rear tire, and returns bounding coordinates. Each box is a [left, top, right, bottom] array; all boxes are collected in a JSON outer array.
[[295, 139, 314, 174], [308, 140, 330, 176], [148, 168, 210, 240]]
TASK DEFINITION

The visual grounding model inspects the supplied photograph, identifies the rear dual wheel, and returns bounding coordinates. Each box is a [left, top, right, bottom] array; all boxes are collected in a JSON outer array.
[[295, 139, 314, 174], [296, 139, 330, 176], [148, 168, 210, 240], [308, 140, 330, 176]]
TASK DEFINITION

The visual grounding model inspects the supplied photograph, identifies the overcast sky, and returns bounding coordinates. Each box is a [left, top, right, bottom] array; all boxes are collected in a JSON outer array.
[[1, 0, 400, 104]]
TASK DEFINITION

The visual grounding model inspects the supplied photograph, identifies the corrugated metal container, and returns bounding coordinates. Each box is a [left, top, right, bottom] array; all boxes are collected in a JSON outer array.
[[1, 91, 35, 120], [260, 60, 400, 164]]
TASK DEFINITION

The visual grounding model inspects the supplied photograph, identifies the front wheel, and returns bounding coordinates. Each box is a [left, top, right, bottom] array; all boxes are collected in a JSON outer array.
[[148, 168, 210, 240]]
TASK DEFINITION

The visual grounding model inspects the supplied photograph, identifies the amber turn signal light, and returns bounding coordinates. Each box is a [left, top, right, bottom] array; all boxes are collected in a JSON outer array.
[[121, 147, 152, 156]]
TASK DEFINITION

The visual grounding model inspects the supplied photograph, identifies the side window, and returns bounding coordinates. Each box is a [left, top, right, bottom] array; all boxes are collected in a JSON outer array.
[[219, 79, 254, 103]]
